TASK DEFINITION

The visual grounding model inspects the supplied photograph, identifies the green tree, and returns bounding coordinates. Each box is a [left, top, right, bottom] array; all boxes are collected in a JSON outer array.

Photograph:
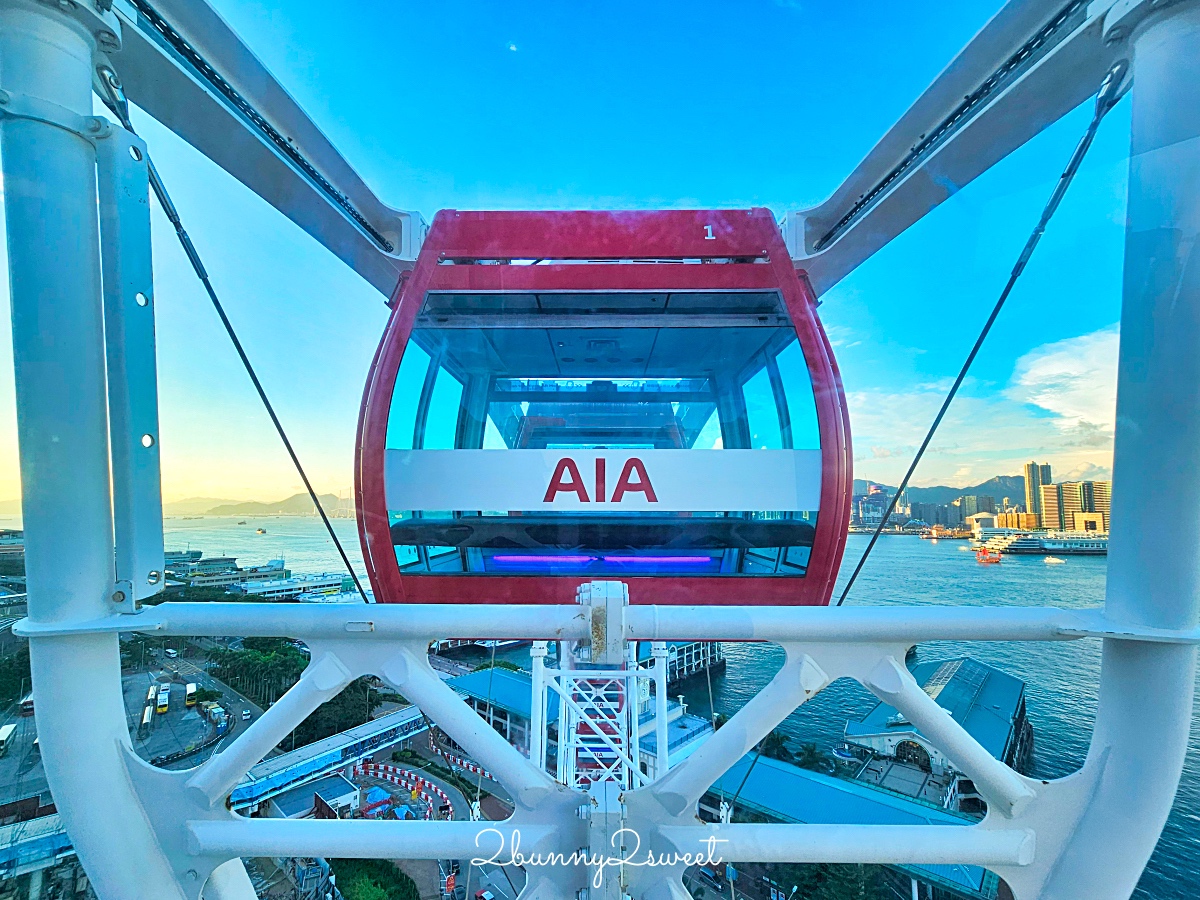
[[760, 729, 795, 762], [794, 742, 832, 773], [145, 585, 241, 605], [0, 645, 31, 706], [813, 864, 884, 900], [207, 642, 306, 707], [473, 659, 524, 673], [207, 645, 381, 749], [290, 677, 382, 746], [766, 863, 824, 899], [342, 874, 388, 900], [193, 687, 222, 703], [330, 859, 419, 900]]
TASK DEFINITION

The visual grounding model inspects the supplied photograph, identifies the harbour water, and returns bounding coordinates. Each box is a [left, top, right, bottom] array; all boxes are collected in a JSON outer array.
[[159, 519, 1199, 897]]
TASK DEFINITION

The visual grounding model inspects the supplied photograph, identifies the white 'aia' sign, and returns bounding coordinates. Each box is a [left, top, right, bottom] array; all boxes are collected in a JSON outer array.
[[384, 450, 822, 513]]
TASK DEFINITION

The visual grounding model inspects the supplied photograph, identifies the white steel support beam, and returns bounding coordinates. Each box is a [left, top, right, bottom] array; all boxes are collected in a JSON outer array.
[[0, 3, 196, 899], [530, 641, 548, 771], [188, 819, 554, 861], [24, 600, 1200, 644], [1020, 3, 1200, 897], [863, 657, 1035, 818], [545, 678, 647, 787], [394, 646, 561, 809], [186, 651, 353, 806], [648, 651, 827, 816], [787, 0, 1124, 294], [652, 641, 670, 777], [659, 823, 1034, 867], [106, 0, 425, 290]]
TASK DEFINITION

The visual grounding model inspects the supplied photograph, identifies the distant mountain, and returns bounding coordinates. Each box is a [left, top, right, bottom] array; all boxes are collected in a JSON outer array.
[[205, 493, 340, 516], [164, 497, 240, 516], [855, 476, 1026, 506]]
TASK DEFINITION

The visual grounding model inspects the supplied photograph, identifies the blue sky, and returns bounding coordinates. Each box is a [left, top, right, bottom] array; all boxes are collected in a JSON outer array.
[[0, 0, 1128, 503]]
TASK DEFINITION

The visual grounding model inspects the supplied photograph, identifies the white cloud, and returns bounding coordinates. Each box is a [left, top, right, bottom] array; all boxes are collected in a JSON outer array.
[[1060, 461, 1113, 482], [1007, 325, 1119, 438], [845, 326, 1120, 486]]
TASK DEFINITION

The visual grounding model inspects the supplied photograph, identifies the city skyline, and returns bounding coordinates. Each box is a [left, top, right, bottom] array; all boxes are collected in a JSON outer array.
[[0, 0, 1124, 504]]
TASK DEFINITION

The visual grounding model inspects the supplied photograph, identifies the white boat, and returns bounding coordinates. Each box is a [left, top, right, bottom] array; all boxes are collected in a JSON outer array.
[[1044, 556, 1066, 565]]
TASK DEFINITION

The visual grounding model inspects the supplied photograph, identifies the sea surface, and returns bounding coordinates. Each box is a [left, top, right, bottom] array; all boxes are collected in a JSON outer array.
[[122, 519, 1200, 895]]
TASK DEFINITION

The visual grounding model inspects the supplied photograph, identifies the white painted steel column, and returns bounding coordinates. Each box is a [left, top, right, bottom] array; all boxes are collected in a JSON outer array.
[[0, 2, 200, 898], [1040, 4, 1200, 897], [652, 642, 670, 777], [530, 641, 547, 770], [627, 641, 642, 784]]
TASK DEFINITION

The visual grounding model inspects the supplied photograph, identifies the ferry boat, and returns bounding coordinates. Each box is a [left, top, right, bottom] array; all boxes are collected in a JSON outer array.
[[1004, 532, 1107, 556], [975, 549, 1002, 565]]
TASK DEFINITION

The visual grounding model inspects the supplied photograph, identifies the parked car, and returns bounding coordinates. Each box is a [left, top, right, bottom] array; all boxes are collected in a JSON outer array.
[[698, 867, 726, 891]]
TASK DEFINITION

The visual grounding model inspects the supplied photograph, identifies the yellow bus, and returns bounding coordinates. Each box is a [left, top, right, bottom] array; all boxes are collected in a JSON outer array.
[[185, 683, 197, 707], [156, 685, 170, 714]]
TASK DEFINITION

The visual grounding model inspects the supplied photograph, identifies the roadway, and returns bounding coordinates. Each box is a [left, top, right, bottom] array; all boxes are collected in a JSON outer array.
[[0, 646, 267, 808], [139, 652, 266, 772], [0, 711, 48, 807]]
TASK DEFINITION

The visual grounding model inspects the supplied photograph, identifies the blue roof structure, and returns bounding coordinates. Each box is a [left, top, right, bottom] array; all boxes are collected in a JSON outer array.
[[709, 755, 992, 897], [448, 667, 559, 724], [0, 814, 72, 878], [845, 657, 1025, 761], [232, 705, 428, 808]]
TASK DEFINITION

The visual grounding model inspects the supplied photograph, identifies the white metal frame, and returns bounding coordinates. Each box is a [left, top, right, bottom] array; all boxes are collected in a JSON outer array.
[[3, 0, 1199, 898]]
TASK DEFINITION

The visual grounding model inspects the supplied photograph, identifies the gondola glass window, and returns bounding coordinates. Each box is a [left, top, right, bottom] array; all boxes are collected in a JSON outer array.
[[382, 290, 822, 578]]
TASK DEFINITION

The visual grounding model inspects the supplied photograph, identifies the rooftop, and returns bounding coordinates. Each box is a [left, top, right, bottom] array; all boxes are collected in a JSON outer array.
[[448, 667, 560, 723], [269, 773, 358, 818], [845, 657, 1025, 761], [640, 711, 712, 755], [709, 754, 989, 896], [232, 705, 427, 807], [0, 814, 71, 876]]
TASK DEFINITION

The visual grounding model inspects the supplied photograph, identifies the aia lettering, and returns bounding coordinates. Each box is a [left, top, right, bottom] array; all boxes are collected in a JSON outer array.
[[543, 458, 589, 502], [543, 457, 658, 503], [610, 458, 658, 502]]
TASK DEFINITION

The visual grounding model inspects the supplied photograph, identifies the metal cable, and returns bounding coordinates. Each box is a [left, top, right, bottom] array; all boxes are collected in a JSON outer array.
[[814, 0, 1090, 251], [836, 60, 1129, 607], [122, 0, 395, 254], [95, 67, 371, 605], [726, 737, 766, 821]]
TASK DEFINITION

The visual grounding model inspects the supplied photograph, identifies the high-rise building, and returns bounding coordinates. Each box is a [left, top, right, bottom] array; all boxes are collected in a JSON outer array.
[[1093, 481, 1112, 528], [1040, 483, 1063, 530], [957, 495, 996, 518], [1024, 461, 1053, 522], [1060, 481, 1088, 526], [1039, 480, 1111, 532], [996, 511, 1040, 529]]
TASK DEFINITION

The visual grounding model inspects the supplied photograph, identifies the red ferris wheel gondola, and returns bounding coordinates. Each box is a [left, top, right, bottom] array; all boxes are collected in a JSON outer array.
[[356, 209, 851, 605]]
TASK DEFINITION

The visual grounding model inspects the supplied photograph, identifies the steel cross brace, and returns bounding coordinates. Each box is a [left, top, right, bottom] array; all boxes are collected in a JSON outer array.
[[12, 594, 1175, 900]]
